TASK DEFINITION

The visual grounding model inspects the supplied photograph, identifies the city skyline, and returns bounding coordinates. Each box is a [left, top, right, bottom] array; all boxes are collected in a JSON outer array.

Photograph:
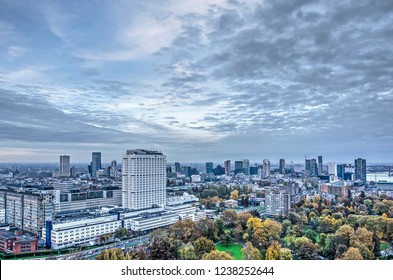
[[1, 0, 393, 162]]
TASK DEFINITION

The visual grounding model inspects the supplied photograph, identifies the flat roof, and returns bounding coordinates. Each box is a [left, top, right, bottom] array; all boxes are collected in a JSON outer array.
[[125, 149, 163, 155]]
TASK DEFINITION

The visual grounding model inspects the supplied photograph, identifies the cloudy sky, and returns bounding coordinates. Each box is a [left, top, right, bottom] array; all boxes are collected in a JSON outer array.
[[0, 0, 392, 164]]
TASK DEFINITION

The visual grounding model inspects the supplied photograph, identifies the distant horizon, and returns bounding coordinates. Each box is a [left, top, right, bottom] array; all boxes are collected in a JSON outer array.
[[1, 159, 392, 166]]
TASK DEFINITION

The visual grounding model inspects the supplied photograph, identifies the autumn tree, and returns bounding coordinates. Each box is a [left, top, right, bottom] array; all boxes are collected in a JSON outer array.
[[263, 219, 282, 241], [340, 247, 363, 260], [250, 219, 282, 253], [265, 241, 281, 260], [242, 241, 261, 260], [169, 219, 201, 243], [194, 237, 215, 258], [318, 215, 340, 233], [202, 250, 233, 260], [178, 243, 197, 260], [222, 209, 237, 227], [247, 217, 263, 232], [230, 190, 239, 200], [279, 248, 293, 260], [236, 212, 252, 230], [293, 237, 320, 260], [197, 218, 218, 241], [349, 227, 375, 259], [149, 229, 176, 260], [335, 225, 354, 247], [96, 248, 128, 260], [251, 228, 269, 251]]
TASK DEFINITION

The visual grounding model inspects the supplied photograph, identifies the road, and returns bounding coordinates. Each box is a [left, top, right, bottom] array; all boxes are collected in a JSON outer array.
[[44, 235, 149, 260]]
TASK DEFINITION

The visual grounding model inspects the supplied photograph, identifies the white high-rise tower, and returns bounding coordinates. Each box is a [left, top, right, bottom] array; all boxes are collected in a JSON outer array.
[[122, 149, 166, 210]]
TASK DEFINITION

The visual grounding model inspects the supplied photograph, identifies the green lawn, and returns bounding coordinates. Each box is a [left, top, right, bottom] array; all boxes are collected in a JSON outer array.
[[380, 241, 390, 251], [216, 242, 244, 260]]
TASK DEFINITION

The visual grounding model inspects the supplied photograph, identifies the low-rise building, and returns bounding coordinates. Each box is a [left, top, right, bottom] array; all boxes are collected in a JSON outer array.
[[320, 182, 348, 197], [53, 186, 122, 212], [0, 230, 38, 254]]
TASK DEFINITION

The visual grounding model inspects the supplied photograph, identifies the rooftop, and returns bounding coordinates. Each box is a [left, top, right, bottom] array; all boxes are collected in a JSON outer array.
[[125, 149, 163, 155]]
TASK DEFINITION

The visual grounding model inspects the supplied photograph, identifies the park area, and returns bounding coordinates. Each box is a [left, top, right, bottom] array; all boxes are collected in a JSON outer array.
[[216, 242, 244, 260]]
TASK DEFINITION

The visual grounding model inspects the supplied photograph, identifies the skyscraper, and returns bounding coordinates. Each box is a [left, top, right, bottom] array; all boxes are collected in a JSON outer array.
[[122, 149, 166, 210], [59, 155, 70, 176], [337, 164, 346, 179], [224, 160, 231, 176], [305, 159, 311, 175], [174, 162, 181, 173], [110, 160, 117, 178], [310, 159, 318, 176], [328, 162, 337, 176], [318, 156, 323, 175], [205, 162, 214, 174], [70, 166, 77, 178], [305, 159, 317, 176], [279, 159, 285, 174], [243, 159, 250, 175], [354, 158, 367, 181], [235, 161, 244, 174], [263, 159, 270, 178], [91, 152, 101, 178]]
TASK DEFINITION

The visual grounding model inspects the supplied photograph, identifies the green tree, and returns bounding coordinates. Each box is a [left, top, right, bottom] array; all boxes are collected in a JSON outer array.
[[221, 230, 234, 247], [215, 218, 225, 236], [322, 234, 337, 259], [304, 230, 317, 243], [114, 227, 131, 239]]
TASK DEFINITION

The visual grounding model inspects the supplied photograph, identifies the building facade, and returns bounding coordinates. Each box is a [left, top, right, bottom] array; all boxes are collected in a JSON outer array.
[[91, 152, 102, 178], [224, 160, 231, 176], [263, 159, 270, 178], [59, 155, 70, 176], [279, 159, 285, 174], [265, 189, 291, 216], [354, 158, 367, 181], [0, 188, 54, 237], [243, 159, 250, 175], [122, 149, 166, 210], [318, 156, 323, 175], [205, 162, 213, 174]]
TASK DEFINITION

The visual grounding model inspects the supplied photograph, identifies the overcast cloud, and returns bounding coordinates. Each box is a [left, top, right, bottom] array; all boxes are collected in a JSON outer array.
[[0, 0, 392, 163]]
